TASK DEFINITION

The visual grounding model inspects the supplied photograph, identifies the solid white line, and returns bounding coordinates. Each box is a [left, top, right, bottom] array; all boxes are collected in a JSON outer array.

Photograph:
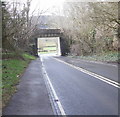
[[53, 58, 120, 89], [45, 72, 66, 115], [40, 56, 66, 115]]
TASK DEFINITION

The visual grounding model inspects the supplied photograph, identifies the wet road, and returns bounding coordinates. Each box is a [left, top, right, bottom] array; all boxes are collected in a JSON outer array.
[[42, 56, 118, 115]]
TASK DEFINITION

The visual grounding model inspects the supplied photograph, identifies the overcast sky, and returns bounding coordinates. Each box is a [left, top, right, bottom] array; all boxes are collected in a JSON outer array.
[[3, 0, 65, 15], [30, 0, 65, 15], [3, 0, 119, 16]]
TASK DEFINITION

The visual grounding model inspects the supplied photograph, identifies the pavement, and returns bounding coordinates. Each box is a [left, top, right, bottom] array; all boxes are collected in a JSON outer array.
[[3, 58, 53, 115]]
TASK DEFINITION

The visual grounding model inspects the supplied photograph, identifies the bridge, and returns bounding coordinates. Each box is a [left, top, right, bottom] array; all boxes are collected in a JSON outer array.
[[33, 29, 68, 56]]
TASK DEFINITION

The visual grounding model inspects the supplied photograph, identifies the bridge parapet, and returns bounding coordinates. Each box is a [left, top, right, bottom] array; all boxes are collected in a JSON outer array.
[[36, 29, 62, 37]]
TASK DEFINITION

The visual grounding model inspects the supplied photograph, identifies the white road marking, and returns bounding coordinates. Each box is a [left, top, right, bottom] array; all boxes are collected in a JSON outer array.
[[44, 71, 66, 115], [53, 58, 120, 89], [40, 56, 66, 116]]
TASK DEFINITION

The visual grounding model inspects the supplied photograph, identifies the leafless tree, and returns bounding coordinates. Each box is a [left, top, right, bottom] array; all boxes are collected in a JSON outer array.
[[49, 2, 119, 56]]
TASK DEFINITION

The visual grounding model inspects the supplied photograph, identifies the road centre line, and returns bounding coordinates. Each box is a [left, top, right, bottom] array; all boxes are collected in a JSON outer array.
[[53, 58, 120, 89]]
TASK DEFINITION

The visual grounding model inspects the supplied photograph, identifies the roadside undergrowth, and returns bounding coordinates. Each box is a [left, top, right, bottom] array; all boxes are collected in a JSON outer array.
[[69, 51, 119, 63]]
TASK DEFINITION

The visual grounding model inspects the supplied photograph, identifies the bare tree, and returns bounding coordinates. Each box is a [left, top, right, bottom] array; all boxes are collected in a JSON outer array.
[[49, 2, 119, 56], [2, 0, 47, 55]]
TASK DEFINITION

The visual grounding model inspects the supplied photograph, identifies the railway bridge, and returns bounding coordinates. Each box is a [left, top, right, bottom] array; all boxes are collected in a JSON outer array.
[[33, 29, 69, 56]]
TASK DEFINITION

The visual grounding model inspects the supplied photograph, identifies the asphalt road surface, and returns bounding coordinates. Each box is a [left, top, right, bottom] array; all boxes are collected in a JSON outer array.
[[41, 55, 119, 115], [58, 56, 118, 82]]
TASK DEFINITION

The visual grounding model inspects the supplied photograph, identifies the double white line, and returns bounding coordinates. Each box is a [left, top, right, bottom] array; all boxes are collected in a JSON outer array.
[[54, 58, 120, 89]]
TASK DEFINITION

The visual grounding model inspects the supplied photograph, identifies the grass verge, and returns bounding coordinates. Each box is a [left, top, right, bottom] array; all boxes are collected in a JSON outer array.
[[2, 53, 36, 108], [69, 51, 119, 63]]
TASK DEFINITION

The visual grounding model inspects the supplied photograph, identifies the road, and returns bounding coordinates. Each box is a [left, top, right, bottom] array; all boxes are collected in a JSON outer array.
[[41, 55, 119, 115], [57, 56, 118, 82]]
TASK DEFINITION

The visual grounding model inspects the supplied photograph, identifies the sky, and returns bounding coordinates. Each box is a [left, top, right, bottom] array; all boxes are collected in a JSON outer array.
[[3, 0, 65, 15], [3, 0, 119, 16], [30, 0, 65, 15], [29, 0, 119, 15]]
